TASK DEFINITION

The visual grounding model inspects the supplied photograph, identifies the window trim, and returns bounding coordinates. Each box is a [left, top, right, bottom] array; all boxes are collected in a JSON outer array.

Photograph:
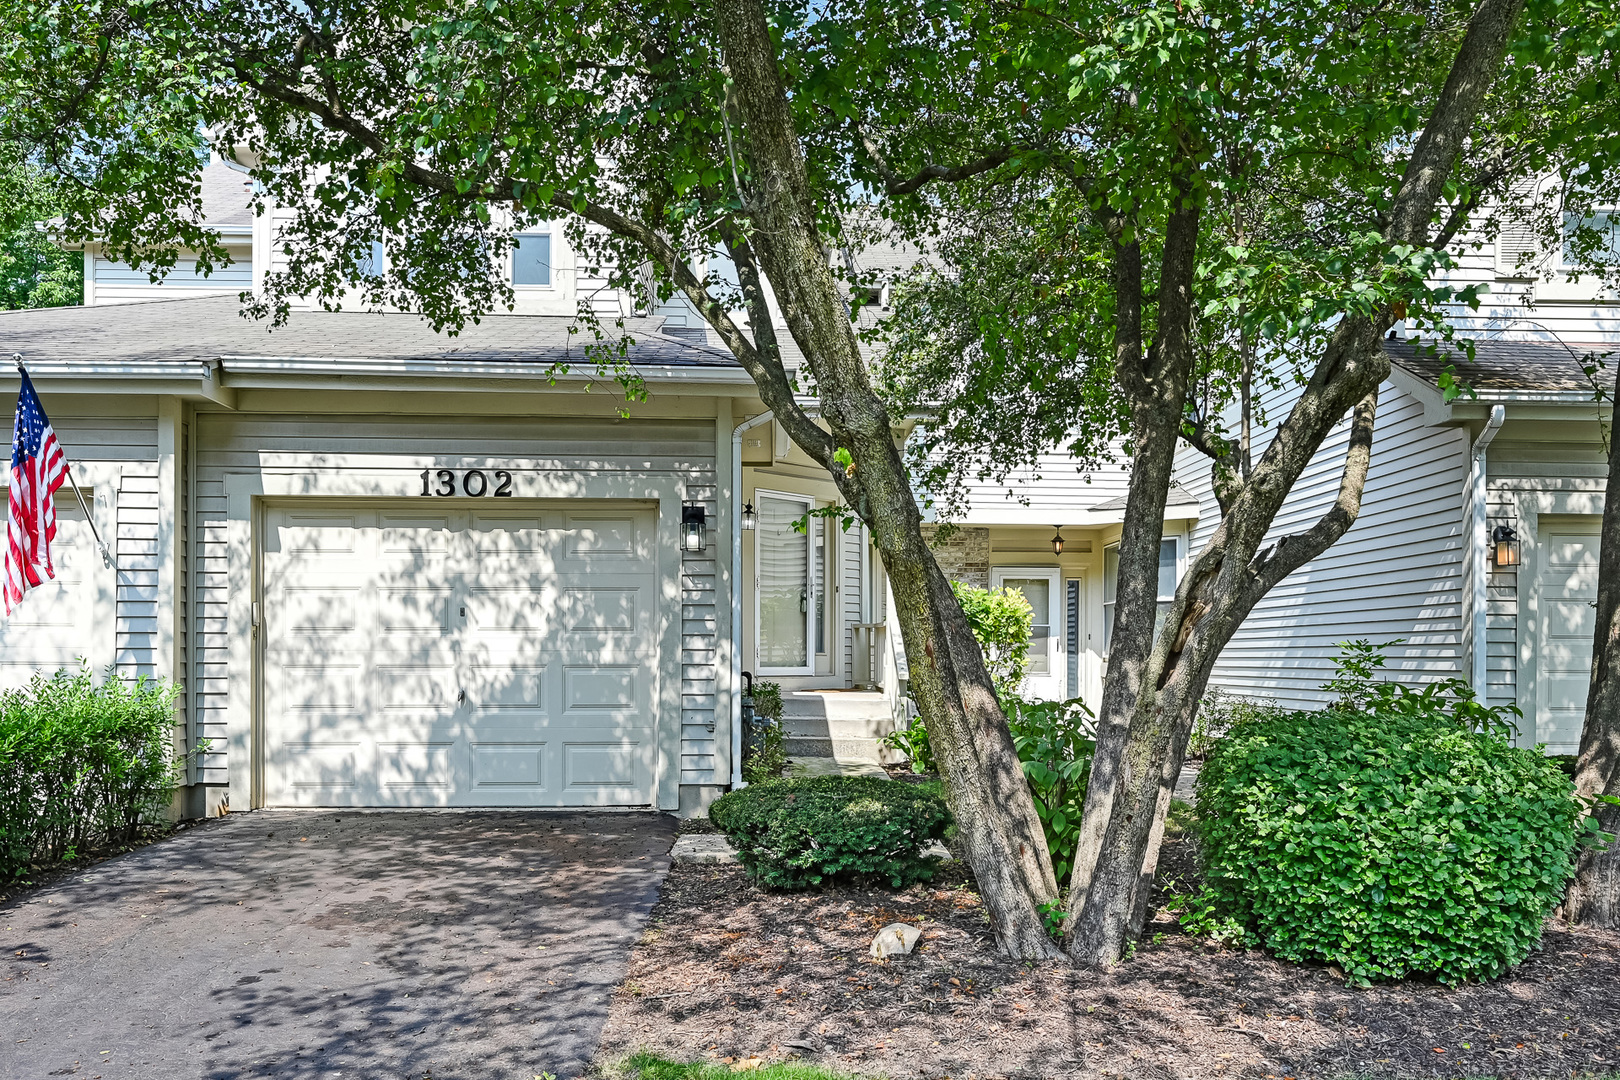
[[510, 231, 555, 289]]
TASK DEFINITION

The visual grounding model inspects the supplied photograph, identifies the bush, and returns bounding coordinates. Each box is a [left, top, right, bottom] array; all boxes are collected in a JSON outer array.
[[0, 665, 186, 880], [881, 707, 934, 773], [950, 581, 1032, 698], [1188, 690, 1582, 984], [1189, 687, 1281, 759], [709, 774, 951, 889], [1004, 696, 1095, 881], [742, 680, 787, 784]]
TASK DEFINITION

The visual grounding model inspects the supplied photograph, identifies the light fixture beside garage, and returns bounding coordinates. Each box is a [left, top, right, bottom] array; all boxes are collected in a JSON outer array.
[[1051, 527, 1065, 555], [741, 501, 757, 531], [1491, 523, 1520, 568], [682, 504, 708, 552]]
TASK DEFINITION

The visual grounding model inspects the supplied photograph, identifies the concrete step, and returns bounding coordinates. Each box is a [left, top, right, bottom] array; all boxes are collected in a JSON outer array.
[[780, 690, 892, 720], [781, 714, 895, 740], [785, 735, 893, 760]]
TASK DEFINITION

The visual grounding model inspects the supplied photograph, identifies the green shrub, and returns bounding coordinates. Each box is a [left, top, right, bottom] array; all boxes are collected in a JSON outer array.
[[742, 680, 787, 784], [1005, 696, 1095, 881], [881, 707, 934, 773], [950, 581, 1032, 698], [0, 665, 186, 880], [709, 774, 951, 889], [1188, 691, 1581, 984]]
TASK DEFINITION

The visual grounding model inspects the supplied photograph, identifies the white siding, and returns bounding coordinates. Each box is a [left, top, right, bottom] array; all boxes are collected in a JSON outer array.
[[191, 412, 721, 791], [1174, 379, 1471, 709], [89, 252, 251, 306], [954, 454, 1135, 525], [48, 415, 161, 681], [1430, 225, 1620, 342]]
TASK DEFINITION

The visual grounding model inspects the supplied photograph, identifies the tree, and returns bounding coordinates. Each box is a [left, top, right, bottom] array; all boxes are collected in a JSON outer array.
[[869, 0, 1618, 964], [0, 152, 82, 309]]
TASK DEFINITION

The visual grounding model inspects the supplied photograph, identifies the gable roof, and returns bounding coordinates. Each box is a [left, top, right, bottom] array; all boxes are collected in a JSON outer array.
[[1386, 337, 1612, 396], [0, 294, 744, 375]]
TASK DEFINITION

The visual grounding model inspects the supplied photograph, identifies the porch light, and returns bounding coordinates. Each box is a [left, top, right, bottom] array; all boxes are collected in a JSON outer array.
[[1051, 527, 1065, 555], [1491, 523, 1520, 568], [682, 504, 708, 553], [741, 501, 757, 531]]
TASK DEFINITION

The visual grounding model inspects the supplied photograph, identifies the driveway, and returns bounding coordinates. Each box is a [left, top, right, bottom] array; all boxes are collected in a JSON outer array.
[[1, 810, 676, 1080]]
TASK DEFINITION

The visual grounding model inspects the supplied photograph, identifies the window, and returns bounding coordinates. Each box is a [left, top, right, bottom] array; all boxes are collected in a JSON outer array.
[[1102, 537, 1180, 653], [1562, 210, 1620, 269], [512, 233, 552, 286], [359, 239, 387, 279]]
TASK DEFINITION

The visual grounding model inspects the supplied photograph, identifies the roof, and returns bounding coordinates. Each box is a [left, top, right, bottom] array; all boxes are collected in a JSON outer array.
[[0, 294, 744, 372], [1088, 483, 1201, 512], [1386, 337, 1613, 395]]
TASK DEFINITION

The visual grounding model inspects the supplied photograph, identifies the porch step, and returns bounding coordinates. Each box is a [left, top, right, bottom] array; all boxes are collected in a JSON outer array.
[[778, 690, 901, 764]]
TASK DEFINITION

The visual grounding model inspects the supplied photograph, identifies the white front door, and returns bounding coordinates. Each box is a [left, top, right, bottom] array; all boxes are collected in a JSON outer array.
[[1536, 521, 1601, 754], [756, 491, 815, 675], [261, 503, 658, 807], [992, 567, 1064, 701]]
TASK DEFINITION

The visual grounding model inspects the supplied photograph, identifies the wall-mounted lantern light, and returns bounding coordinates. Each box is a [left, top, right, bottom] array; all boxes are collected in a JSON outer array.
[[1491, 523, 1520, 568], [1051, 527, 1065, 555], [682, 504, 708, 552], [740, 501, 757, 532]]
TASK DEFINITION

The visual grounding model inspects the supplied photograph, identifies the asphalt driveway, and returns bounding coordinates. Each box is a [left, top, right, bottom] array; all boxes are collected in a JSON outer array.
[[1, 810, 677, 1080]]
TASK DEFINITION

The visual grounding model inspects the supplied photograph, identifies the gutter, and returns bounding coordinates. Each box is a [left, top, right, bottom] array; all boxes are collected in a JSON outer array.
[[730, 409, 774, 788], [1470, 404, 1506, 695]]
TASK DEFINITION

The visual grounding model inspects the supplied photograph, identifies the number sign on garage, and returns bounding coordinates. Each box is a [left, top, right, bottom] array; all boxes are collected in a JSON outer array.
[[261, 503, 659, 807]]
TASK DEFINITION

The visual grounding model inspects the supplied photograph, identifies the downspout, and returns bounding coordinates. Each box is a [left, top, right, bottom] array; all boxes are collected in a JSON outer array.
[[1470, 404, 1506, 695], [731, 410, 774, 788]]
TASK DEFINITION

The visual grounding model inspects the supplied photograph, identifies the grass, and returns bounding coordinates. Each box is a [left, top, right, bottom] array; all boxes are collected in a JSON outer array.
[[601, 1053, 878, 1080]]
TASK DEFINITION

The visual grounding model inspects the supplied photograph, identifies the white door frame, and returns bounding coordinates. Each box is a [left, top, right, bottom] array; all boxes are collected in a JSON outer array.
[[754, 488, 816, 676], [991, 566, 1064, 701]]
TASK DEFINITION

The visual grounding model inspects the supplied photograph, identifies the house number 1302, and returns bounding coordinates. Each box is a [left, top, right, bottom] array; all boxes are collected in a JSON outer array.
[[419, 469, 514, 497]]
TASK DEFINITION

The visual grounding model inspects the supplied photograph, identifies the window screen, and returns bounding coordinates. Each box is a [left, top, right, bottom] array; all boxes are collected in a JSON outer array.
[[513, 233, 552, 286]]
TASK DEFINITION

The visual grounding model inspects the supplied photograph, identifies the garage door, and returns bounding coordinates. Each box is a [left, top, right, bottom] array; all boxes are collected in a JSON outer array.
[[0, 497, 95, 690], [1536, 521, 1602, 755], [262, 504, 659, 807]]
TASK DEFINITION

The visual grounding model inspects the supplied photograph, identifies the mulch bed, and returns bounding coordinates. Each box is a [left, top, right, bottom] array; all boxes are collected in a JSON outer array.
[[598, 826, 1620, 1079]]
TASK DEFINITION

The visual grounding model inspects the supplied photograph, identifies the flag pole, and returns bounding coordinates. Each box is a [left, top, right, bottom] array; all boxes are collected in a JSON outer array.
[[10, 353, 116, 570]]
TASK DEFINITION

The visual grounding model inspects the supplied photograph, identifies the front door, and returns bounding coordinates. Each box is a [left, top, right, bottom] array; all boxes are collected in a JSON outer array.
[[1535, 519, 1602, 755], [992, 567, 1064, 701], [756, 491, 815, 675]]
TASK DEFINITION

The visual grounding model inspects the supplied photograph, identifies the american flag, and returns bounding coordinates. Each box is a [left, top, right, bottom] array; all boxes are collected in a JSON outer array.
[[6, 370, 68, 614]]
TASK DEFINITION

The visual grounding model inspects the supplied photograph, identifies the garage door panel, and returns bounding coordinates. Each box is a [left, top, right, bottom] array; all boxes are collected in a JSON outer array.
[[1545, 599, 1597, 639], [374, 664, 457, 711], [274, 662, 364, 713], [464, 584, 551, 634], [563, 741, 649, 797], [279, 742, 363, 795], [464, 664, 546, 710], [561, 515, 646, 560], [375, 740, 456, 795], [374, 586, 457, 635], [273, 514, 361, 555], [274, 584, 362, 634]]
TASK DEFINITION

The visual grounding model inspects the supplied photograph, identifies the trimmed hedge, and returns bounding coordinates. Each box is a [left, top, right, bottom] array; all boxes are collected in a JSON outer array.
[[709, 775, 951, 889], [1189, 705, 1582, 984], [0, 665, 184, 879]]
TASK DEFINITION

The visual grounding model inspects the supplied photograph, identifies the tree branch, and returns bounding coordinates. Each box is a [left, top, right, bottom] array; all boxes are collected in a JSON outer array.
[[1246, 386, 1379, 596], [854, 123, 1030, 197]]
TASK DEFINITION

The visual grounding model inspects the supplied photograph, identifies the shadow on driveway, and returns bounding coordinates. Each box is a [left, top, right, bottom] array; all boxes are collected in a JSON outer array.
[[1, 810, 676, 1080]]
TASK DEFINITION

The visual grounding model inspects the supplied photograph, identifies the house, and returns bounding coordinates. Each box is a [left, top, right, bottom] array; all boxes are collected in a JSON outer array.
[[0, 160, 908, 818], [1160, 216, 1617, 754]]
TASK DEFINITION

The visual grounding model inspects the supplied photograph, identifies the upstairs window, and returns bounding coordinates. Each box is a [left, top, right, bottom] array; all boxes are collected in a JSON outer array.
[[1561, 209, 1620, 270], [513, 233, 552, 286]]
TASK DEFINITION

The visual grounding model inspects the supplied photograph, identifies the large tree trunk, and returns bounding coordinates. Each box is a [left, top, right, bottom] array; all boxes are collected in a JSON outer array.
[[1062, 0, 1529, 967], [1561, 358, 1620, 927], [712, 0, 1063, 959]]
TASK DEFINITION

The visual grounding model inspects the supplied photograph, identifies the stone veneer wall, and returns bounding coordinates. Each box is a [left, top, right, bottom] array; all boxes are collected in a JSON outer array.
[[923, 525, 991, 589]]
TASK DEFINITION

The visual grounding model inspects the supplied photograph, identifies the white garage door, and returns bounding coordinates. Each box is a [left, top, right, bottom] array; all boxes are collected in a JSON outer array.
[[262, 503, 659, 807], [0, 497, 95, 690], [1536, 521, 1602, 755]]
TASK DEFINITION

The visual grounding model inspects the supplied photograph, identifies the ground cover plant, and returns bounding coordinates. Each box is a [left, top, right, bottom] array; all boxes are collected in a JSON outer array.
[[1188, 683, 1583, 984], [0, 665, 185, 880], [1004, 696, 1095, 883], [603, 1052, 866, 1080], [709, 775, 951, 889]]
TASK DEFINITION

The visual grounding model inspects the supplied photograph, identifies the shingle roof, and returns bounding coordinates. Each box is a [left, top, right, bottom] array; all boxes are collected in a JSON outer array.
[[0, 294, 743, 369], [1089, 483, 1201, 512], [1386, 337, 1613, 394], [200, 160, 255, 228]]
